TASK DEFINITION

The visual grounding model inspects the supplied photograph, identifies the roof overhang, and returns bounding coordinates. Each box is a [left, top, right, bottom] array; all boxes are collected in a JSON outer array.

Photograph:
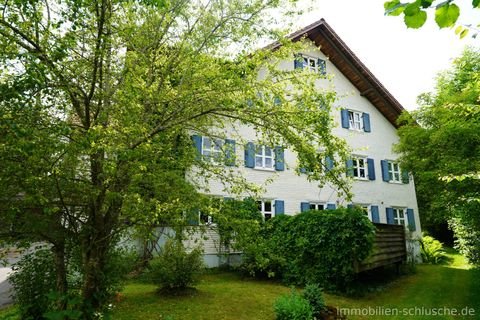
[[268, 19, 405, 128]]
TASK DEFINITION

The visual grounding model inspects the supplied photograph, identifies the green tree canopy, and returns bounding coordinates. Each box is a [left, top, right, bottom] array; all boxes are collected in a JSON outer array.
[[395, 47, 480, 262], [0, 0, 349, 316]]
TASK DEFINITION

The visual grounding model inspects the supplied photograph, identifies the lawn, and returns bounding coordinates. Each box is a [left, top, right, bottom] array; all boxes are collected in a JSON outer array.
[[0, 250, 478, 319]]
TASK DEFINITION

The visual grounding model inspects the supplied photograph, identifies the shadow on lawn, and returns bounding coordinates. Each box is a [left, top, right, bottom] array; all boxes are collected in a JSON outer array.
[[343, 265, 410, 297], [345, 262, 480, 300]]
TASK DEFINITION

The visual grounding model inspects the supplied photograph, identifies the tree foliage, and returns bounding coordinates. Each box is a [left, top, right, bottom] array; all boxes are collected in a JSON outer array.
[[395, 48, 480, 264], [384, 0, 478, 38], [0, 0, 350, 315]]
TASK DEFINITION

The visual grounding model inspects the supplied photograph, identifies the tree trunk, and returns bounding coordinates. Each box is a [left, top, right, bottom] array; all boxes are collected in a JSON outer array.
[[53, 242, 68, 312], [81, 234, 109, 318]]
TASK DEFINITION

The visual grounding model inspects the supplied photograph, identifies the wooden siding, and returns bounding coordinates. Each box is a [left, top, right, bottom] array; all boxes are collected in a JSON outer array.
[[355, 223, 407, 273], [183, 226, 240, 255]]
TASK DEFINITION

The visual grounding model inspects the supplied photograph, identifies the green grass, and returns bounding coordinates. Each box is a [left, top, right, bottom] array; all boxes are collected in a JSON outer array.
[[1, 250, 479, 320], [112, 272, 290, 320]]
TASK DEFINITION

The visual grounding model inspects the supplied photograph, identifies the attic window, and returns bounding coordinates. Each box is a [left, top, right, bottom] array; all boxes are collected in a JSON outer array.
[[303, 56, 318, 72], [294, 54, 326, 75]]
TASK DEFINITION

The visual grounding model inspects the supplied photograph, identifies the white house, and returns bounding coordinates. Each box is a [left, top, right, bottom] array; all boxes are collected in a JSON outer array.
[[184, 19, 421, 267]]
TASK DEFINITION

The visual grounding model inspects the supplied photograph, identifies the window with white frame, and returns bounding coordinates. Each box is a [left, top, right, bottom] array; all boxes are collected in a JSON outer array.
[[199, 212, 214, 225], [352, 157, 367, 179], [202, 137, 223, 164], [348, 111, 363, 131], [393, 208, 407, 227], [309, 203, 325, 211], [257, 200, 273, 220], [357, 204, 371, 220], [303, 56, 318, 72], [388, 161, 402, 182], [199, 197, 222, 225], [255, 145, 274, 169]]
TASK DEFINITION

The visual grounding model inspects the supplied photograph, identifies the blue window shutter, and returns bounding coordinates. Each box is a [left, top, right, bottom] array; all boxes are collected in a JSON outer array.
[[407, 208, 416, 231], [187, 210, 199, 226], [224, 139, 236, 166], [381, 160, 390, 182], [363, 113, 371, 132], [318, 58, 326, 75], [371, 205, 380, 223], [294, 54, 303, 69], [367, 158, 376, 181], [402, 170, 410, 184], [347, 204, 354, 209], [300, 202, 310, 212], [192, 135, 202, 160], [274, 146, 285, 171], [346, 159, 354, 177], [244, 142, 255, 168], [326, 203, 336, 210], [341, 109, 350, 129], [386, 207, 394, 224], [275, 200, 285, 215], [325, 156, 334, 172]]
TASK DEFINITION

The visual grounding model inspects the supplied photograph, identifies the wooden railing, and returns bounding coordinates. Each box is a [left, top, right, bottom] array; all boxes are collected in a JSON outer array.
[[355, 223, 407, 273]]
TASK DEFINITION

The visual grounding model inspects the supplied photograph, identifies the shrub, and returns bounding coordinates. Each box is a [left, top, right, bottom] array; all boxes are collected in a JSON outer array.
[[147, 239, 204, 291], [274, 290, 313, 320], [449, 217, 480, 265], [419, 234, 447, 264], [302, 283, 325, 318], [9, 247, 57, 319], [243, 207, 375, 290]]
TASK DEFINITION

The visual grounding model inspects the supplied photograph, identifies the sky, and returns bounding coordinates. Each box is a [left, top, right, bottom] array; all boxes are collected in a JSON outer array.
[[290, 0, 480, 110]]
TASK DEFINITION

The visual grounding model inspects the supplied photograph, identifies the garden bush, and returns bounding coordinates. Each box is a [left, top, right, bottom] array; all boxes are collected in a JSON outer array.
[[419, 234, 447, 264], [302, 283, 325, 318], [9, 247, 57, 319], [9, 242, 138, 320], [274, 290, 313, 320], [449, 217, 480, 265], [242, 207, 375, 290], [147, 239, 204, 292]]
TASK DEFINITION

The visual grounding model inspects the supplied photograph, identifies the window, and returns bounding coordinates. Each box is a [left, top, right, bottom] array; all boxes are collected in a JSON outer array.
[[295, 55, 326, 74], [393, 208, 407, 227], [198, 197, 223, 225], [341, 110, 371, 132], [303, 56, 318, 72], [352, 157, 367, 179], [257, 200, 273, 220], [309, 203, 325, 210], [199, 212, 214, 225], [255, 145, 274, 170], [348, 111, 363, 131], [388, 161, 402, 182], [202, 137, 223, 164], [359, 205, 371, 220]]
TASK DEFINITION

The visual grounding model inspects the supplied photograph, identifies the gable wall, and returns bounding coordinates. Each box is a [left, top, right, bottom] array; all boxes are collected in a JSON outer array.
[[196, 45, 420, 237]]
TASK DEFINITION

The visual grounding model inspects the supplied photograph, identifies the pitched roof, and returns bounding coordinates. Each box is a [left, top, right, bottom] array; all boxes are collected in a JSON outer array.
[[268, 19, 405, 128]]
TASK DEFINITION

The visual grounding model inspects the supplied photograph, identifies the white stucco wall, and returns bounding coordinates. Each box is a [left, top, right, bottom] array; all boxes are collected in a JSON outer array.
[[196, 45, 421, 239]]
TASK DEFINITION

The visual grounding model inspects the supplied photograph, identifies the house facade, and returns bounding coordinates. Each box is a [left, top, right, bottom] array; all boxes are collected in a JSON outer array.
[[185, 19, 421, 267]]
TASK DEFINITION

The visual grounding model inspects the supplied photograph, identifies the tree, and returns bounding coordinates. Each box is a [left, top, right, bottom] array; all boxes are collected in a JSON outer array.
[[0, 0, 349, 316], [395, 47, 480, 262], [384, 0, 480, 38]]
